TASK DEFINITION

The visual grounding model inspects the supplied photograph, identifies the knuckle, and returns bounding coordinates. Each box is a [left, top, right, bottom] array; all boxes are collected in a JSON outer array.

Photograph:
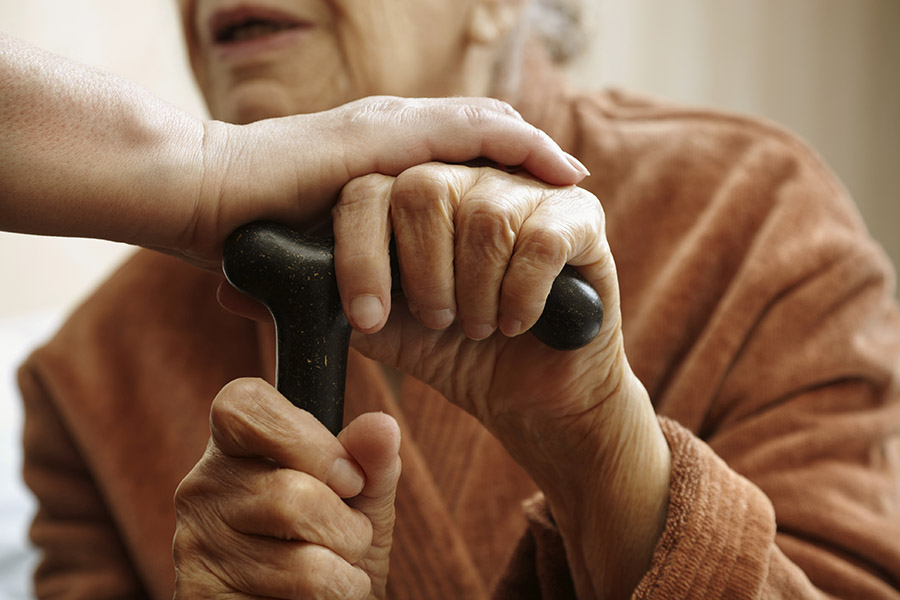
[[264, 472, 373, 562], [173, 466, 232, 536], [460, 104, 494, 129], [337, 173, 392, 208], [385, 98, 429, 127], [486, 98, 517, 115], [516, 226, 571, 267], [335, 245, 381, 271], [571, 186, 605, 222], [344, 96, 399, 123], [392, 165, 447, 212], [266, 473, 367, 560], [458, 200, 515, 252], [209, 378, 266, 447], [173, 474, 201, 510], [173, 448, 221, 510], [212, 378, 262, 422], [265, 472, 319, 528], [287, 547, 366, 600], [576, 190, 606, 227]]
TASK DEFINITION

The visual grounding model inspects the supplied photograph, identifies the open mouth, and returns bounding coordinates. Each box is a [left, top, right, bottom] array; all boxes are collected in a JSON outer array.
[[210, 8, 307, 45]]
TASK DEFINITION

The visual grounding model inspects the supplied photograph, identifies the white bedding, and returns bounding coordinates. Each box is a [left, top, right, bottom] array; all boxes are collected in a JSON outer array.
[[0, 312, 63, 600]]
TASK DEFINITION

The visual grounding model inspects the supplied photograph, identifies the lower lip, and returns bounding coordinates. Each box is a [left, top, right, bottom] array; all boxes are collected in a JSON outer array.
[[214, 26, 311, 63]]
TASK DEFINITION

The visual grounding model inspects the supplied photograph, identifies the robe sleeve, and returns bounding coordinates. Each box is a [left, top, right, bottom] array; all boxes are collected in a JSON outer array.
[[19, 361, 149, 599], [497, 406, 899, 599]]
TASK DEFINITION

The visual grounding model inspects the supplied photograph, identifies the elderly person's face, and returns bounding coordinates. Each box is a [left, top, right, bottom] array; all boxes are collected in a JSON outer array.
[[178, 0, 524, 124]]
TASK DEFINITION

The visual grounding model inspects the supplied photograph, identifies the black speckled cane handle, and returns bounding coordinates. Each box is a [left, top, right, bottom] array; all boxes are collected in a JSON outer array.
[[222, 221, 603, 433]]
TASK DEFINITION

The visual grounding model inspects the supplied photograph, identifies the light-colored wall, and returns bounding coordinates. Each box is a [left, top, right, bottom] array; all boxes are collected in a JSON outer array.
[[1, 0, 898, 321], [572, 0, 900, 290], [1, 0, 206, 319]]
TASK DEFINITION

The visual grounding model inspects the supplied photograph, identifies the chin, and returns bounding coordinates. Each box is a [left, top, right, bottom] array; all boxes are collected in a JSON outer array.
[[209, 80, 298, 124], [208, 72, 364, 124], [210, 76, 360, 124], [229, 101, 290, 124]]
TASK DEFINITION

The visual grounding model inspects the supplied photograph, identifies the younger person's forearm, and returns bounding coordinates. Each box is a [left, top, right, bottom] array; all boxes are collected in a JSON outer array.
[[0, 34, 204, 248]]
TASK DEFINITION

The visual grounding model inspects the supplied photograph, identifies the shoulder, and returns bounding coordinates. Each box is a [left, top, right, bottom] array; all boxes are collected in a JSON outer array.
[[566, 87, 876, 272], [570, 88, 850, 212], [565, 90, 898, 414]]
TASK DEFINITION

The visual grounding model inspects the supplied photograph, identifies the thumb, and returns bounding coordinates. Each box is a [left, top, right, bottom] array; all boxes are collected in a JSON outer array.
[[338, 412, 402, 598]]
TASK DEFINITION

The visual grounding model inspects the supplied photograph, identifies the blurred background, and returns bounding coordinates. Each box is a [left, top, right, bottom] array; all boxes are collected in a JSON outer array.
[[0, 0, 898, 597]]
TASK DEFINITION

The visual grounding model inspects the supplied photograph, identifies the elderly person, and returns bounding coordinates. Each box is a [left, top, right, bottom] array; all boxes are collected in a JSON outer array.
[[17, 1, 900, 600]]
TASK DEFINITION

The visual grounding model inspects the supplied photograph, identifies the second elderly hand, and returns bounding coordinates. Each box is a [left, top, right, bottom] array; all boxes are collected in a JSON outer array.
[[222, 221, 604, 434]]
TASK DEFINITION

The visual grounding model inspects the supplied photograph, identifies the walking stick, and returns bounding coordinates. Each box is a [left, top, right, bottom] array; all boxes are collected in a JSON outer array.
[[222, 221, 603, 435]]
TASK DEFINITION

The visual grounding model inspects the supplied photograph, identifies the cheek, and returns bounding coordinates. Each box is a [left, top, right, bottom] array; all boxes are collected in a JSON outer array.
[[336, 8, 473, 99], [332, 6, 413, 96]]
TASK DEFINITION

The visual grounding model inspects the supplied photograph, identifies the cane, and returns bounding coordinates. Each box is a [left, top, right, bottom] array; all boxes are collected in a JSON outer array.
[[222, 221, 603, 435]]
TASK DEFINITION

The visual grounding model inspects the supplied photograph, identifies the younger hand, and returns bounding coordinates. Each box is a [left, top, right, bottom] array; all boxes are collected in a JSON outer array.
[[173, 379, 401, 600]]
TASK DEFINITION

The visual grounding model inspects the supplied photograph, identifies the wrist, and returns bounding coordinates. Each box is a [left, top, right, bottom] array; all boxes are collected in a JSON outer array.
[[500, 365, 671, 599]]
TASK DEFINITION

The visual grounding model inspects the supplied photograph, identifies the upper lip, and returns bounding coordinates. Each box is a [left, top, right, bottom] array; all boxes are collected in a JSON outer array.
[[207, 4, 310, 44]]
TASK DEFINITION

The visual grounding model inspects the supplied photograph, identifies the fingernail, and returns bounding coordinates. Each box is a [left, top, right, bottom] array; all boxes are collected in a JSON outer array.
[[499, 315, 523, 337], [327, 458, 365, 498], [565, 152, 591, 177], [466, 323, 496, 341], [350, 295, 384, 330], [421, 308, 455, 329]]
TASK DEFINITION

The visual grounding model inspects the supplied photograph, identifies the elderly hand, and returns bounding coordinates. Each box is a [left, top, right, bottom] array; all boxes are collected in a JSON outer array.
[[326, 163, 671, 599], [330, 163, 616, 429], [173, 379, 401, 600]]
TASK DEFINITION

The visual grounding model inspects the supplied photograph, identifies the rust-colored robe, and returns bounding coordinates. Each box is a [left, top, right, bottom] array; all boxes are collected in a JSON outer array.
[[19, 72, 900, 598]]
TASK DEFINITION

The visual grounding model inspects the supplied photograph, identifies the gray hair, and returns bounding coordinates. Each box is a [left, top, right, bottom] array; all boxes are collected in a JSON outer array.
[[528, 0, 587, 65], [492, 0, 587, 96]]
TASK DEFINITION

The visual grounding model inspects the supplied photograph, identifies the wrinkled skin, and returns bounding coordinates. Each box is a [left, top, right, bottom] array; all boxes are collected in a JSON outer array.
[[174, 381, 400, 599]]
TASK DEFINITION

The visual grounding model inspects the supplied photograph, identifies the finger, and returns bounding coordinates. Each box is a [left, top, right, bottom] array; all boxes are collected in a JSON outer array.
[[429, 96, 526, 119], [207, 532, 371, 600], [390, 163, 469, 329], [499, 187, 605, 336], [222, 467, 372, 564], [209, 378, 365, 498], [453, 174, 533, 340], [339, 413, 402, 502], [339, 413, 402, 599], [333, 174, 394, 333], [333, 96, 589, 187]]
